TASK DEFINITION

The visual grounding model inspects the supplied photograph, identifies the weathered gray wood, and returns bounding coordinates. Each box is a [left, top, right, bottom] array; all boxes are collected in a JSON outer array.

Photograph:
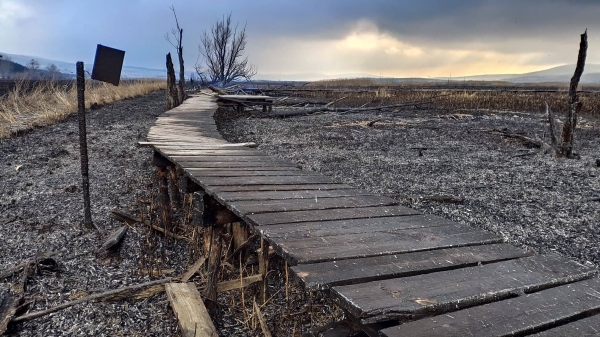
[[194, 175, 336, 186], [207, 184, 353, 192], [246, 205, 420, 226], [187, 169, 316, 177], [229, 195, 398, 215], [269, 224, 502, 265], [258, 214, 458, 240], [530, 313, 600, 336], [159, 149, 264, 156], [380, 278, 600, 337], [332, 254, 597, 324], [180, 161, 301, 168], [292, 243, 531, 290], [165, 283, 218, 337], [217, 189, 372, 202], [100, 225, 128, 251], [171, 155, 284, 162], [185, 165, 300, 171]]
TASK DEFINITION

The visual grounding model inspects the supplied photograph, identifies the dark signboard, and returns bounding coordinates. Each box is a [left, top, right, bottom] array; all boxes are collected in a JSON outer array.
[[91, 44, 125, 86]]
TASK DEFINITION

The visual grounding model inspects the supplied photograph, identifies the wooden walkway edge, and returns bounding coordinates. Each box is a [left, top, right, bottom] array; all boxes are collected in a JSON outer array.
[[148, 92, 600, 337]]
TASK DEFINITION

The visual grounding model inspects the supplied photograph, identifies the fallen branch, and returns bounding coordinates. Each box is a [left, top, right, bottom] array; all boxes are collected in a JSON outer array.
[[12, 278, 172, 323], [226, 234, 258, 263], [181, 256, 207, 283], [0, 251, 57, 280], [110, 209, 191, 241]]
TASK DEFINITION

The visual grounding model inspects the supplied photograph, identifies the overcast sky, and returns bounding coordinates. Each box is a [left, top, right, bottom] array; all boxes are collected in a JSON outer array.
[[0, 0, 598, 78]]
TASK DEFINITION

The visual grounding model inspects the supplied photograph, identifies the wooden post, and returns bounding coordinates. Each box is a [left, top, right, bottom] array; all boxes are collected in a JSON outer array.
[[262, 104, 267, 112], [153, 152, 172, 233], [259, 237, 270, 304], [231, 221, 249, 260], [168, 166, 182, 209], [205, 225, 223, 304]]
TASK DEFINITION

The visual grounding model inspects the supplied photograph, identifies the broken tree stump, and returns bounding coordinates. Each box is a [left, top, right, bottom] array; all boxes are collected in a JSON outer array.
[[166, 283, 218, 337]]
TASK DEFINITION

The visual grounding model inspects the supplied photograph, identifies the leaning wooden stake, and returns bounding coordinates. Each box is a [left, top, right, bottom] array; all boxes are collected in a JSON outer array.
[[253, 297, 272, 337], [560, 30, 587, 158]]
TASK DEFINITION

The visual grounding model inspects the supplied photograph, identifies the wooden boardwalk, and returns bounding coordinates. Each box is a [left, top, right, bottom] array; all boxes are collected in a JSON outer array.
[[147, 93, 600, 336]]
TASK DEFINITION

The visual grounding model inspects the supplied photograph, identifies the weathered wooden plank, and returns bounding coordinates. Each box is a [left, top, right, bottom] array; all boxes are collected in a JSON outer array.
[[159, 149, 265, 156], [194, 175, 337, 186], [258, 214, 456, 240], [187, 169, 315, 177], [184, 165, 299, 171], [292, 243, 531, 290], [217, 188, 372, 202], [246, 205, 420, 226], [230, 195, 398, 215], [270, 224, 502, 265], [165, 283, 218, 337], [179, 161, 301, 168], [380, 278, 600, 337], [171, 155, 287, 162], [530, 313, 600, 336], [332, 254, 597, 324], [207, 184, 354, 192]]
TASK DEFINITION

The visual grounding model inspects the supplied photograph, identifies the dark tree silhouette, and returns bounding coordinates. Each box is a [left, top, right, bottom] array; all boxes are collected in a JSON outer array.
[[165, 5, 185, 103]]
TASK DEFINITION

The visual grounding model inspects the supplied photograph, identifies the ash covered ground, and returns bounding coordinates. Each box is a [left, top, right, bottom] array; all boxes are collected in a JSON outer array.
[[217, 107, 600, 267]]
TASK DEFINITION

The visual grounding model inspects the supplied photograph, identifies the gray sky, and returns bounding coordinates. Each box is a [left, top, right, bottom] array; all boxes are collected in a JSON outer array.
[[0, 0, 598, 78]]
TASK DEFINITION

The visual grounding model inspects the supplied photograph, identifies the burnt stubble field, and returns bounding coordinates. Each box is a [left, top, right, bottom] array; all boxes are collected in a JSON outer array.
[[218, 90, 600, 267]]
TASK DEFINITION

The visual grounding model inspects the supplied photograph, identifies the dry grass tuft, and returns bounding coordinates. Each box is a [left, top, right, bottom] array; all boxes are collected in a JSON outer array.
[[0, 78, 166, 138]]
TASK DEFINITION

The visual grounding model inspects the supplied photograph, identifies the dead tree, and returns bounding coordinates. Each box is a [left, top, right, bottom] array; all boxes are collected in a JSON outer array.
[[166, 5, 185, 103], [196, 13, 256, 86], [559, 30, 587, 158], [166, 53, 180, 109]]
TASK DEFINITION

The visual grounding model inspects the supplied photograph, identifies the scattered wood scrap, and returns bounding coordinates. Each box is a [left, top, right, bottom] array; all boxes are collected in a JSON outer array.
[[181, 256, 207, 283], [110, 209, 191, 241], [217, 274, 263, 293], [0, 251, 57, 280], [12, 278, 172, 323], [99, 225, 128, 251], [253, 298, 272, 337], [165, 283, 218, 337]]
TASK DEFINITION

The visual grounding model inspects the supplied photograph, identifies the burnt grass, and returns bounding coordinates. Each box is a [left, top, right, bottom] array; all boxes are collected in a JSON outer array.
[[217, 106, 600, 266], [1, 89, 599, 336]]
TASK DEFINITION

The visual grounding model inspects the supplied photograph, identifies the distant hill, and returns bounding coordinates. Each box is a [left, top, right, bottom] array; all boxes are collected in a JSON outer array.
[[458, 64, 600, 83], [0, 52, 166, 79], [0, 57, 27, 77]]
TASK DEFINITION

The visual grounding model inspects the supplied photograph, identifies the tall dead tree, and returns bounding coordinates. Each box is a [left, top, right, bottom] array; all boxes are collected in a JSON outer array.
[[166, 53, 179, 110], [166, 5, 185, 103], [196, 13, 256, 87], [560, 30, 587, 158]]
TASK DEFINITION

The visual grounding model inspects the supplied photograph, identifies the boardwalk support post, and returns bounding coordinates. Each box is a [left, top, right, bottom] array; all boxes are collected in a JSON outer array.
[[153, 151, 173, 233], [259, 237, 270, 304]]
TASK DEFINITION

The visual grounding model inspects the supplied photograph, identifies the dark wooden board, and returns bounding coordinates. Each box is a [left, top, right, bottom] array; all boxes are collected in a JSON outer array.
[[171, 155, 289, 162], [380, 278, 600, 337], [292, 243, 531, 290], [193, 175, 336, 186], [258, 214, 458, 240], [229, 195, 398, 215], [182, 165, 298, 171], [246, 205, 420, 226], [530, 313, 600, 336], [270, 224, 502, 265], [179, 161, 301, 168], [206, 184, 354, 192], [332, 254, 596, 324], [187, 169, 316, 177], [159, 149, 265, 156], [217, 189, 373, 202]]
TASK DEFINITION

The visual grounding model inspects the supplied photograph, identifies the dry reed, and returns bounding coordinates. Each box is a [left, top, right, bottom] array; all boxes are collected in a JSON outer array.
[[0, 78, 166, 138]]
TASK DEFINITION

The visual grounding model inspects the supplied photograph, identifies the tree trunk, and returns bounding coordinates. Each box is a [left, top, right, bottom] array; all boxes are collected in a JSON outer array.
[[177, 28, 185, 104], [166, 53, 180, 110], [560, 30, 587, 158]]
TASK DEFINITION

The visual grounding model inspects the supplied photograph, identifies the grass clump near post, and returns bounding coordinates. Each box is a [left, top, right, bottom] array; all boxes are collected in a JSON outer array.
[[0, 78, 166, 138]]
